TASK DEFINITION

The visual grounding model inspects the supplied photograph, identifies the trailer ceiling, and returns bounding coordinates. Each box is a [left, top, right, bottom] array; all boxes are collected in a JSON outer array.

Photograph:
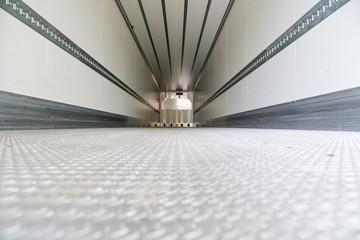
[[117, 0, 233, 92]]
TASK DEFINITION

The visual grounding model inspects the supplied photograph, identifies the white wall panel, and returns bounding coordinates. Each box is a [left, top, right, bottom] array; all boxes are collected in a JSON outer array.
[[0, 10, 47, 98], [0, 0, 159, 122], [247, 45, 296, 111], [226, 78, 249, 116], [46, 43, 102, 108], [224, 0, 248, 83], [199, 78, 249, 121], [47, 0, 102, 61], [294, 0, 319, 19], [247, 0, 294, 60], [195, 0, 360, 123], [22, 0, 47, 18], [296, 0, 360, 100]]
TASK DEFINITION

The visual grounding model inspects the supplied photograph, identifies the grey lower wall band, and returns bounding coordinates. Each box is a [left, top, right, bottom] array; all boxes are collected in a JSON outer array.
[[0, 91, 151, 130], [200, 87, 360, 131], [0, 0, 158, 113], [195, 0, 351, 113]]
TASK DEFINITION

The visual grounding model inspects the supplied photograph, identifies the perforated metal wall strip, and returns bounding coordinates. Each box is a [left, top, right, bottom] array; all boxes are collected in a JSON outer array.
[[195, 0, 351, 114], [0, 0, 159, 113]]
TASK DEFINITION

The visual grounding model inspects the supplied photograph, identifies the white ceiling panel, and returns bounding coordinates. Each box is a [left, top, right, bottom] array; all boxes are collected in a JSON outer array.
[[190, 0, 230, 89], [181, 0, 208, 90], [166, 0, 184, 90], [142, 0, 171, 90], [120, 0, 163, 88], [118, 0, 233, 91]]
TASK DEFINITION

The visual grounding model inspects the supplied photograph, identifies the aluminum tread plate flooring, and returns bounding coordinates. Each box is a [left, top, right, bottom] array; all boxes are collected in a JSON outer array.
[[0, 128, 360, 240]]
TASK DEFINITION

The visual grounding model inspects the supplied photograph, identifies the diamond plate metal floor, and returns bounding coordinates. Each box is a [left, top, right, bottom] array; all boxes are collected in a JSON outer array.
[[1, 128, 360, 240]]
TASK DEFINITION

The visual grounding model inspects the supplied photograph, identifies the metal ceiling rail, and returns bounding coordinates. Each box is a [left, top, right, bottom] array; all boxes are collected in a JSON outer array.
[[0, 0, 159, 113], [195, 0, 351, 114]]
